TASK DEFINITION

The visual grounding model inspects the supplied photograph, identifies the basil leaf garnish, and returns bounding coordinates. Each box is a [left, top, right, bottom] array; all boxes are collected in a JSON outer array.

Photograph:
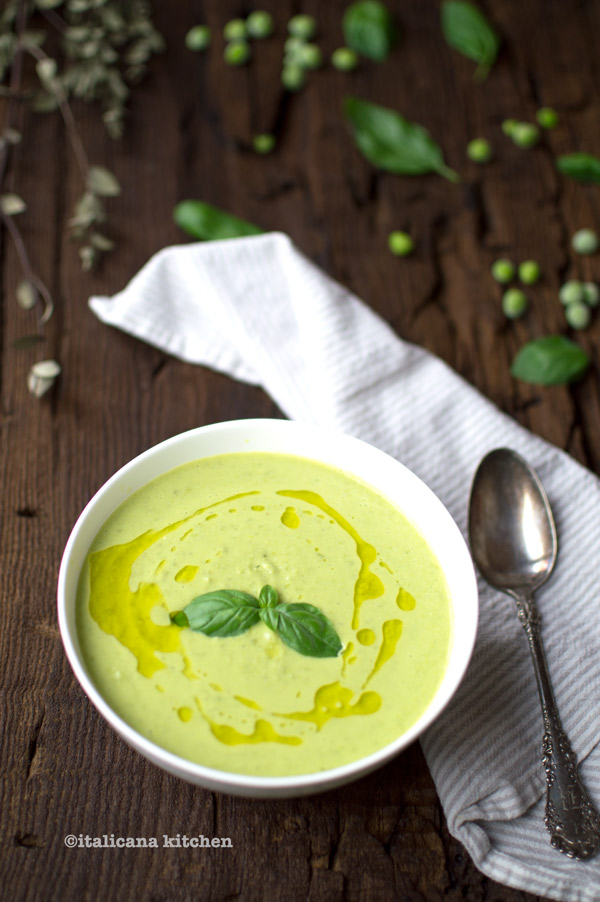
[[556, 153, 600, 185], [441, 1, 500, 81], [173, 200, 264, 241], [344, 96, 459, 183], [170, 610, 189, 628], [172, 584, 342, 658], [511, 336, 590, 386], [259, 602, 343, 658], [342, 1, 399, 62], [179, 589, 260, 637], [258, 584, 279, 608]]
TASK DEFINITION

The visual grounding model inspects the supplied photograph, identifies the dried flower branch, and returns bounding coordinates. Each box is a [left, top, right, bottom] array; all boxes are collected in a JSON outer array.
[[26, 42, 122, 269], [2, 0, 165, 137], [0, 0, 164, 396]]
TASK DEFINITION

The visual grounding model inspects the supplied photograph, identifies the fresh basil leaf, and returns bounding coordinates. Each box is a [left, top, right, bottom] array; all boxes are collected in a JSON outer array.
[[344, 96, 459, 182], [260, 602, 343, 658], [182, 589, 260, 637], [556, 153, 600, 184], [177, 584, 343, 657], [258, 584, 279, 608], [511, 336, 590, 386], [441, 1, 500, 81], [342, 1, 398, 62], [173, 200, 264, 241]]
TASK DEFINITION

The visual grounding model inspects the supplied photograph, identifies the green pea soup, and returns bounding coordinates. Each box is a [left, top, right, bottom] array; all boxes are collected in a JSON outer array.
[[76, 452, 453, 777]]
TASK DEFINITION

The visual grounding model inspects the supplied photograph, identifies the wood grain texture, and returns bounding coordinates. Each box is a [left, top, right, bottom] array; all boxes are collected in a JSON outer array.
[[2, 1, 598, 899]]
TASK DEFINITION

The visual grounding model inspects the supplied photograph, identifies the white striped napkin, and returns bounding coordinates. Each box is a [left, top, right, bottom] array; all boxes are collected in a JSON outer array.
[[89, 233, 600, 902]]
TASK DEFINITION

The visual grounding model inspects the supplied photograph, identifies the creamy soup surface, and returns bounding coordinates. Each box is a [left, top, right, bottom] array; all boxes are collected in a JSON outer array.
[[77, 452, 453, 776]]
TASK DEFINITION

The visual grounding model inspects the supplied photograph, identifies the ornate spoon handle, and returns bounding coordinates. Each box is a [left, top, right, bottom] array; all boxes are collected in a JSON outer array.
[[515, 592, 600, 860]]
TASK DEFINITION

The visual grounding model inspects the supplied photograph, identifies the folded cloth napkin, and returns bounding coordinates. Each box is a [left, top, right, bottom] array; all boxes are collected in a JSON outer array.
[[89, 232, 600, 902]]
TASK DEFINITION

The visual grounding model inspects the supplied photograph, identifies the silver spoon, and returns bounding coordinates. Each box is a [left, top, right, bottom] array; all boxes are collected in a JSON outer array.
[[468, 447, 600, 860]]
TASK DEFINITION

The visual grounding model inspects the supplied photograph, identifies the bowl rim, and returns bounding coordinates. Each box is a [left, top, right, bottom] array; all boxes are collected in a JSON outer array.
[[57, 417, 478, 795]]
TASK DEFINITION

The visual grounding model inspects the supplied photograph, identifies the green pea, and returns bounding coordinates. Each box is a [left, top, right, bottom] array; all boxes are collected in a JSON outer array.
[[518, 260, 541, 285], [284, 36, 304, 55], [224, 39, 251, 66], [535, 107, 559, 129], [582, 282, 600, 307], [296, 42, 323, 69], [559, 280, 584, 305], [223, 18, 247, 41], [185, 25, 211, 52], [331, 47, 359, 71], [501, 119, 517, 136], [491, 258, 515, 284], [466, 138, 493, 164], [281, 64, 305, 91], [246, 10, 274, 39], [565, 301, 591, 330], [572, 228, 599, 255], [502, 288, 528, 319], [511, 122, 540, 149], [252, 133, 276, 154], [287, 14, 317, 40], [387, 231, 414, 257]]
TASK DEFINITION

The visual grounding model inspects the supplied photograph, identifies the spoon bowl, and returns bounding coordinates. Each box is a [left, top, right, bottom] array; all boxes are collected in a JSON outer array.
[[468, 448, 557, 594]]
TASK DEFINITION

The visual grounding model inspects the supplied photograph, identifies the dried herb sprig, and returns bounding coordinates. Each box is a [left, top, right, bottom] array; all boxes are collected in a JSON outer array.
[[0, 2, 53, 339], [1, 0, 164, 268], [28, 45, 122, 269], [2, 0, 165, 138], [0, 0, 164, 395]]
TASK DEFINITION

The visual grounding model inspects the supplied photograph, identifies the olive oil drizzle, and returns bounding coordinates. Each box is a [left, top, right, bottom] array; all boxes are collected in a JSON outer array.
[[195, 698, 302, 746], [87, 491, 259, 676], [364, 619, 403, 687], [277, 489, 385, 627], [276, 681, 381, 730]]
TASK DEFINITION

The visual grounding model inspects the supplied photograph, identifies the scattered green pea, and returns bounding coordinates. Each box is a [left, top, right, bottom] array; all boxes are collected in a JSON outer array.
[[565, 301, 591, 330], [387, 231, 414, 257], [287, 14, 317, 40], [252, 133, 276, 154], [518, 260, 541, 285], [559, 280, 584, 305], [185, 25, 211, 52], [331, 47, 359, 71], [501, 118, 517, 136], [511, 122, 540, 149], [582, 282, 600, 307], [223, 18, 247, 41], [284, 36, 304, 55], [467, 138, 493, 164], [536, 107, 559, 130], [502, 288, 528, 319], [281, 64, 306, 91], [491, 258, 515, 284], [295, 42, 323, 69], [246, 10, 274, 39], [572, 228, 599, 255], [224, 39, 251, 66]]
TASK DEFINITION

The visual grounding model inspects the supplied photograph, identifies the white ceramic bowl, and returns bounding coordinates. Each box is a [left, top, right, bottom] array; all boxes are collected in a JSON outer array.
[[58, 418, 478, 797]]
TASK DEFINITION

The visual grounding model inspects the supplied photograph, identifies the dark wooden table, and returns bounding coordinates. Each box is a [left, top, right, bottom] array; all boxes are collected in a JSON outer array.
[[3, 1, 599, 899]]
